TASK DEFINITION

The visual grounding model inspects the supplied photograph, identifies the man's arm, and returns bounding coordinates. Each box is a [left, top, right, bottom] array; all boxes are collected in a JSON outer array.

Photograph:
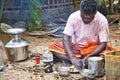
[[63, 34, 74, 58], [83, 42, 107, 66], [63, 34, 83, 70], [88, 42, 107, 56]]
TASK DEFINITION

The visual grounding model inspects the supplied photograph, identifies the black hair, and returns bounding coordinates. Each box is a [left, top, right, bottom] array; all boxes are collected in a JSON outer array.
[[80, 0, 98, 14]]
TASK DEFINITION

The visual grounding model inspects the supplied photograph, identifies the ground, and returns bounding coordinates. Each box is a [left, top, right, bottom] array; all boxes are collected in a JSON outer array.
[[1, 23, 120, 51], [0, 23, 120, 80]]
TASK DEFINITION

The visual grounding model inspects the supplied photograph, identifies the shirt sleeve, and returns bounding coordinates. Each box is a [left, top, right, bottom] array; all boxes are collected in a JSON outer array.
[[63, 14, 75, 36], [99, 18, 109, 42]]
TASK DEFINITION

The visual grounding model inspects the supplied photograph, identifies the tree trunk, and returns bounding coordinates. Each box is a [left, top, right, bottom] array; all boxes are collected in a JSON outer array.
[[109, 0, 114, 14]]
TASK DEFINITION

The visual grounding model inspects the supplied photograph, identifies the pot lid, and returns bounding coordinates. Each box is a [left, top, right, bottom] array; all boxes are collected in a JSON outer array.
[[5, 39, 29, 48], [88, 57, 103, 61], [6, 28, 26, 34]]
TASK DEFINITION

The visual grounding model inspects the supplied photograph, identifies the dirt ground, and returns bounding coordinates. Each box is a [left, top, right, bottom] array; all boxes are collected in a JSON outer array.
[[0, 23, 120, 50], [0, 23, 120, 58], [0, 23, 120, 80]]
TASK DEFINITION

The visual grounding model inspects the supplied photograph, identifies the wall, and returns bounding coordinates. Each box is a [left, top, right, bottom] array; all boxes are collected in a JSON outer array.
[[1, 0, 80, 25]]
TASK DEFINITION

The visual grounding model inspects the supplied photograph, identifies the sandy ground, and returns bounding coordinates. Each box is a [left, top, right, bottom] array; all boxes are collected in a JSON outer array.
[[0, 31, 62, 55], [0, 23, 120, 80], [0, 23, 120, 57], [0, 23, 120, 50], [0, 24, 119, 58]]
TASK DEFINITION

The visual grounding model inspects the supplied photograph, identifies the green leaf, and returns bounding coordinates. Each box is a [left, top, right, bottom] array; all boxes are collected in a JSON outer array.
[[0, 0, 5, 22], [26, 0, 42, 31], [98, 0, 104, 5]]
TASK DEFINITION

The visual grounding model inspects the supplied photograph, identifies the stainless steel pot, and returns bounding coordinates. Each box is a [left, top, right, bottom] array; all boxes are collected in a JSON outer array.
[[5, 28, 29, 62], [88, 57, 104, 77], [5, 45, 29, 62], [5, 39, 29, 62]]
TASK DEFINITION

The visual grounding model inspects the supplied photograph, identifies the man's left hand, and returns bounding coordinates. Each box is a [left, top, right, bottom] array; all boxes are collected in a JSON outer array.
[[83, 55, 89, 68]]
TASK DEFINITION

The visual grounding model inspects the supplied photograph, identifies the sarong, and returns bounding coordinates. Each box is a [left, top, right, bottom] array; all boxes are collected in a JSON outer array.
[[48, 42, 115, 57]]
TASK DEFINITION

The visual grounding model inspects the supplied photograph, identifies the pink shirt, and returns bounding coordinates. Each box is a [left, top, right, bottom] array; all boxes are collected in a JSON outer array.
[[63, 10, 108, 47]]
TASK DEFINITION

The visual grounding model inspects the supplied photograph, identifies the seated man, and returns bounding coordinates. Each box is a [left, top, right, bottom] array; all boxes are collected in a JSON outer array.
[[48, 0, 115, 70]]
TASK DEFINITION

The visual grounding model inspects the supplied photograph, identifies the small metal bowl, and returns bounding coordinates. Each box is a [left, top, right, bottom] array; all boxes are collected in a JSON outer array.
[[58, 65, 70, 76]]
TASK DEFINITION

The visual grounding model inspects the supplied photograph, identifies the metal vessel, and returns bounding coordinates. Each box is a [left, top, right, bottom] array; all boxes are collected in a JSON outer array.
[[5, 28, 29, 62], [88, 56, 104, 77]]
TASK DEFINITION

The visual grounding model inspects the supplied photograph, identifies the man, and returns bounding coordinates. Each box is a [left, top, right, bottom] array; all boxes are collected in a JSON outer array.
[[48, 0, 114, 70]]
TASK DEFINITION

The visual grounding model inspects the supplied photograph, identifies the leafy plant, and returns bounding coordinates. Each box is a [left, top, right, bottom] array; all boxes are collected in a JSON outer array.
[[72, 0, 77, 9], [98, 0, 104, 5], [118, 20, 120, 29], [27, 0, 42, 32], [115, 39, 120, 46], [0, 0, 5, 22], [72, 0, 80, 10]]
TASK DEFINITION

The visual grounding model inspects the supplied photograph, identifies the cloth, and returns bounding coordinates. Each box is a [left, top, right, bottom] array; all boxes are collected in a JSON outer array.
[[80, 42, 116, 56], [48, 42, 82, 57], [63, 10, 109, 47], [48, 42, 115, 57]]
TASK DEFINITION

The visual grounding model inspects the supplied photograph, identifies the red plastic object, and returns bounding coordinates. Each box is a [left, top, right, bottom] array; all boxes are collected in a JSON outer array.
[[35, 56, 40, 64]]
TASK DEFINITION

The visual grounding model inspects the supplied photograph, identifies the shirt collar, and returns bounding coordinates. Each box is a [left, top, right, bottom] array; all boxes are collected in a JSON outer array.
[[92, 11, 98, 23], [79, 11, 82, 21]]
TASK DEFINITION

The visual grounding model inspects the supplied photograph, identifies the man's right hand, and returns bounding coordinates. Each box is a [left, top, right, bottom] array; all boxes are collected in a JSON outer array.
[[70, 57, 83, 71]]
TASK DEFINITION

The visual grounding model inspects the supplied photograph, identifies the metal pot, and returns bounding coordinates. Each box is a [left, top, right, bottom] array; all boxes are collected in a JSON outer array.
[[5, 46, 29, 62], [88, 57, 104, 77], [5, 39, 29, 62], [5, 28, 30, 62], [58, 64, 70, 76]]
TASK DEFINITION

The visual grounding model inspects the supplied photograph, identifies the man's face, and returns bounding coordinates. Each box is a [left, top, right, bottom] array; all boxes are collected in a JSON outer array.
[[81, 11, 96, 24]]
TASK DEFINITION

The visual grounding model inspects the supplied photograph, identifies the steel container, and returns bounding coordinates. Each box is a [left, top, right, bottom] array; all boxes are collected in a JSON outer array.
[[5, 39, 29, 62], [88, 56, 104, 77], [5, 28, 29, 62]]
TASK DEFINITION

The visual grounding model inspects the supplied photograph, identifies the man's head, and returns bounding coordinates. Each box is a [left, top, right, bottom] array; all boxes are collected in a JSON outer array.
[[80, 0, 98, 24]]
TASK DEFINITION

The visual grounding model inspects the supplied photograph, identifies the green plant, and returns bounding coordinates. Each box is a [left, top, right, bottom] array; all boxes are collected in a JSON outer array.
[[27, 0, 42, 32], [115, 40, 120, 46], [0, 0, 5, 22], [72, 0, 80, 10], [118, 20, 120, 29], [98, 0, 104, 5], [72, 0, 77, 8]]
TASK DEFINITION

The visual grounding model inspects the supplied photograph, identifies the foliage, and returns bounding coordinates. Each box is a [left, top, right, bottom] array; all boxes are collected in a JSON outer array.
[[72, 0, 77, 8], [118, 20, 120, 29], [72, 0, 80, 10], [98, 0, 104, 5], [97, 0, 108, 16], [27, 0, 42, 32], [115, 39, 120, 46], [0, 0, 5, 22]]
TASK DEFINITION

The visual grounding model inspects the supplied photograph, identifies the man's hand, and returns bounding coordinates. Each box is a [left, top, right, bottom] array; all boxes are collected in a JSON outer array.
[[83, 56, 89, 68], [70, 57, 83, 70]]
